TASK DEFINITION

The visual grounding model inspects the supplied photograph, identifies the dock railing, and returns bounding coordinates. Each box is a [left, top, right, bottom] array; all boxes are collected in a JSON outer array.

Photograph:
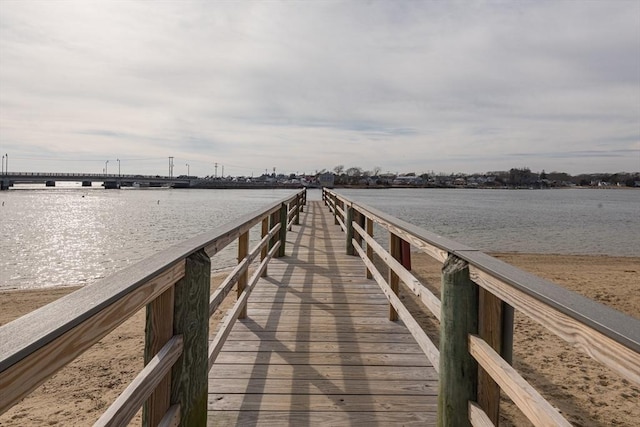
[[323, 188, 640, 427], [0, 189, 306, 426]]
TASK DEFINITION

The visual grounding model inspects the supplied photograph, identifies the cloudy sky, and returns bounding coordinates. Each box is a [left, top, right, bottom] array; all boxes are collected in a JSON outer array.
[[1, 1, 638, 177]]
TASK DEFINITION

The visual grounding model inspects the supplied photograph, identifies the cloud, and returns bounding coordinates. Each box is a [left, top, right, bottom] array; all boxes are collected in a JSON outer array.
[[1, 0, 638, 176]]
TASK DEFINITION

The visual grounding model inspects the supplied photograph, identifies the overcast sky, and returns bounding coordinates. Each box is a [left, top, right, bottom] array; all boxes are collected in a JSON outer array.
[[1, 1, 638, 177]]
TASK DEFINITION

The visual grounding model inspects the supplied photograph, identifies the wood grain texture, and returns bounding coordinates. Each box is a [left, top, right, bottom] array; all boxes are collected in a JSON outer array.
[[171, 250, 210, 427], [96, 336, 183, 427], [477, 288, 503, 425], [468, 401, 495, 427], [143, 286, 175, 427], [237, 231, 249, 319], [470, 266, 640, 386], [469, 334, 571, 427], [208, 201, 438, 425], [158, 404, 180, 427], [354, 221, 441, 321], [438, 255, 478, 427], [0, 262, 185, 413]]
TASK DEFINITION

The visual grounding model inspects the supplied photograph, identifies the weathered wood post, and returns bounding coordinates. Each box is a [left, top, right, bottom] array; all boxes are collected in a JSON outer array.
[[143, 287, 174, 426], [144, 250, 211, 427], [261, 216, 269, 277], [346, 204, 354, 255], [333, 194, 339, 225], [278, 202, 287, 257], [366, 218, 374, 279], [477, 289, 504, 424], [388, 233, 402, 320], [294, 194, 300, 225], [268, 211, 278, 250], [238, 231, 249, 319], [438, 254, 479, 427], [355, 210, 365, 247], [300, 189, 306, 212]]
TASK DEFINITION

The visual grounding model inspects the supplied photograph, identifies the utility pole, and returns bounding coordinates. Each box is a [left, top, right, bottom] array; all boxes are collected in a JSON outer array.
[[1, 154, 4, 174], [215, 162, 218, 178], [105, 160, 109, 175], [169, 157, 174, 178], [117, 158, 121, 177], [186, 163, 190, 176], [221, 165, 224, 178]]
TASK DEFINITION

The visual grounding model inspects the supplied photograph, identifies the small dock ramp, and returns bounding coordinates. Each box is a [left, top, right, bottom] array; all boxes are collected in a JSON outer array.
[[208, 201, 438, 425]]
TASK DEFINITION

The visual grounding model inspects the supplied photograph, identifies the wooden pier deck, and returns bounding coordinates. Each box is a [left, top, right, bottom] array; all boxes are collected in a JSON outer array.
[[208, 200, 438, 425]]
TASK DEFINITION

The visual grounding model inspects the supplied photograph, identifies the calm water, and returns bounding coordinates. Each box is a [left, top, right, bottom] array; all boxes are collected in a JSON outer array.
[[0, 186, 638, 290], [339, 188, 640, 257]]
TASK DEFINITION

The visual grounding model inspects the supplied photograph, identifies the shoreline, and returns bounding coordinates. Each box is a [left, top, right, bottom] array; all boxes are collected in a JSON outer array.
[[1, 252, 638, 426]]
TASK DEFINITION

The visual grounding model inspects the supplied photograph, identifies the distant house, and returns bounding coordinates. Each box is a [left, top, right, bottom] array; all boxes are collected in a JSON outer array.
[[318, 173, 335, 188]]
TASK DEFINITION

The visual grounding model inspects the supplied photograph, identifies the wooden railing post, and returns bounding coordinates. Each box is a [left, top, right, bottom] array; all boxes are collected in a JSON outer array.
[[346, 204, 354, 255], [238, 231, 249, 318], [261, 216, 269, 277], [300, 189, 306, 212], [477, 289, 504, 425], [355, 210, 365, 247], [278, 202, 287, 257], [294, 194, 300, 225], [171, 249, 210, 427], [268, 211, 278, 250], [366, 218, 374, 279], [438, 254, 478, 427], [333, 194, 339, 225], [389, 233, 402, 320], [143, 287, 175, 427]]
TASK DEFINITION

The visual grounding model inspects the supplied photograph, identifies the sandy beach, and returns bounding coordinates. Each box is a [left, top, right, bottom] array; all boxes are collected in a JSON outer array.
[[1, 253, 638, 426]]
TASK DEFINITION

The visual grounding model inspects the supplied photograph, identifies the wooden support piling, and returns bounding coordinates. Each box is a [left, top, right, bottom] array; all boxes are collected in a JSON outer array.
[[261, 217, 269, 277], [143, 287, 175, 427], [171, 250, 210, 427], [238, 231, 249, 319], [438, 254, 478, 427], [278, 203, 287, 257], [346, 205, 354, 256], [389, 233, 402, 321], [366, 218, 374, 279], [477, 288, 504, 425]]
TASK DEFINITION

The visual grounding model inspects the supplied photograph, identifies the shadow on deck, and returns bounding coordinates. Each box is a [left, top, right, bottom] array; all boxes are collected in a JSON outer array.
[[208, 201, 438, 426]]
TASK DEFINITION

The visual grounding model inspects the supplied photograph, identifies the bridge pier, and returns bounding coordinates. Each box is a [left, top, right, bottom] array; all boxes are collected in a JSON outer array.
[[45, 180, 56, 187], [82, 181, 92, 187], [103, 181, 121, 189]]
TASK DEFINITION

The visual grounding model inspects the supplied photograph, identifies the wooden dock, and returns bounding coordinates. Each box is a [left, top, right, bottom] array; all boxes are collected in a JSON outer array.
[[208, 201, 438, 425]]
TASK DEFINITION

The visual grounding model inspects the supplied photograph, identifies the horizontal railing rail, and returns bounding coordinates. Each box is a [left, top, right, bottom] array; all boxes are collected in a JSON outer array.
[[0, 189, 306, 426], [322, 187, 640, 427]]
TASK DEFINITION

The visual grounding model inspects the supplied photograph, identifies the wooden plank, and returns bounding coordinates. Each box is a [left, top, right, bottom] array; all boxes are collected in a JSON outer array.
[[214, 352, 430, 367], [218, 341, 424, 354], [95, 336, 183, 427], [208, 243, 280, 369], [225, 331, 416, 343], [468, 401, 495, 427], [238, 307, 388, 317], [144, 286, 175, 426], [208, 378, 437, 395], [0, 261, 185, 413], [469, 334, 571, 427], [470, 264, 640, 386], [209, 364, 438, 380], [477, 288, 503, 425], [208, 393, 437, 412], [158, 404, 180, 427], [353, 221, 441, 320], [352, 241, 440, 370], [208, 410, 435, 426]]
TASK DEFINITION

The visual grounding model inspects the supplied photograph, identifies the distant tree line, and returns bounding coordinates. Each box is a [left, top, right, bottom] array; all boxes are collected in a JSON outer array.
[[325, 165, 640, 188]]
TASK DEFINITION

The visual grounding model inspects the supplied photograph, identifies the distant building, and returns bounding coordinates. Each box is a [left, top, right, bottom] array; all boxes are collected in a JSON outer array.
[[318, 173, 335, 188]]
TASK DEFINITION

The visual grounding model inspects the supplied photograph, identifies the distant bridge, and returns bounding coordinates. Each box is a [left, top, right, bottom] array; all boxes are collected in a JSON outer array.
[[0, 172, 191, 190]]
